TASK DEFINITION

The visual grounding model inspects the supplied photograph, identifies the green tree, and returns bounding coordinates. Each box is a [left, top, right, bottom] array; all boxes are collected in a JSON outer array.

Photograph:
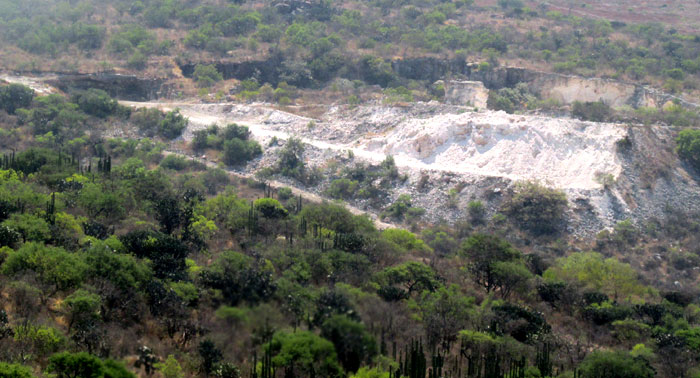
[[71, 89, 119, 118], [498, 0, 524, 9], [320, 315, 377, 373], [277, 137, 305, 179], [544, 252, 645, 300], [459, 233, 521, 293], [298, 202, 374, 234], [417, 285, 474, 349], [198, 340, 223, 376], [155, 355, 184, 378], [102, 360, 135, 378], [381, 194, 415, 221], [325, 178, 359, 199], [213, 363, 240, 378], [192, 129, 210, 151], [62, 289, 101, 332], [492, 260, 533, 299], [83, 240, 151, 292], [350, 367, 390, 378], [127, 50, 147, 70], [193, 64, 223, 87], [267, 331, 343, 378], [578, 350, 654, 378], [376, 261, 441, 300], [0, 362, 35, 378], [0, 84, 35, 114], [119, 230, 189, 280], [159, 109, 187, 139], [153, 195, 183, 234], [13, 324, 67, 360], [1, 213, 50, 242], [467, 200, 486, 224], [131, 107, 163, 136], [677, 128, 700, 170], [502, 181, 568, 235], [199, 190, 249, 234], [572, 101, 612, 122], [78, 183, 127, 222], [222, 124, 251, 141], [199, 250, 275, 306], [223, 138, 262, 165], [2, 242, 87, 292], [201, 168, 230, 195], [47, 352, 104, 378], [381, 229, 431, 254], [611, 320, 651, 347], [359, 56, 396, 87], [254, 198, 288, 219]]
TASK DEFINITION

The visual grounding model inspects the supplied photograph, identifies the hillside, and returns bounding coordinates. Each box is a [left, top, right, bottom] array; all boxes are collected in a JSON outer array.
[[2, 1, 700, 378]]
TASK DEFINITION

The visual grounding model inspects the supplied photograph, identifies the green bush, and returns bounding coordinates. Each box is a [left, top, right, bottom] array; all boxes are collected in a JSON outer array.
[[277, 137, 305, 179], [544, 252, 644, 301], [321, 315, 377, 373], [359, 56, 396, 87], [467, 200, 486, 224], [255, 25, 283, 43], [130, 106, 160, 131], [502, 181, 568, 235], [71, 89, 119, 118], [266, 331, 343, 378], [487, 83, 536, 113], [127, 50, 148, 70], [277, 187, 293, 201], [2, 242, 87, 291], [583, 302, 633, 325], [487, 93, 514, 113], [222, 124, 251, 141], [192, 129, 210, 151], [0, 84, 35, 114], [193, 64, 223, 88], [254, 198, 288, 219], [108, 25, 157, 55], [572, 101, 612, 122], [326, 178, 359, 199], [578, 350, 654, 378], [159, 155, 189, 171], [0, 362, 35, 378], [381, 195, 411, 220], [199, 250, 275, 306], [159, 109, 188, 139], [223, 138, 262, 165], [48, 351, 135, 378], [677, 128, 700, 170]]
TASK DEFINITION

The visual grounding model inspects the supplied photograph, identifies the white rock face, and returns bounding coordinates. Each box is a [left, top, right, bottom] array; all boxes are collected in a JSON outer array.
[[360, 110, 626, 190], [444, 81, 489, 109], [537, 76, 637, 108]]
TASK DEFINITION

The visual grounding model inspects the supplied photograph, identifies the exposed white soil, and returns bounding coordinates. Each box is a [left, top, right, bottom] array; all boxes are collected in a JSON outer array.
[[0, 74, 59, 95], [358, 111, 626, 190], [125, 101, 626, 190]]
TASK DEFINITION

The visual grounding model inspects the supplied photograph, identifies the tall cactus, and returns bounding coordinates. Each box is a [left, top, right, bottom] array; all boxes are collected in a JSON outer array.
[[536, 343, 552, 378], [45, 192, 56, 226], [399, 339, 427, 378]]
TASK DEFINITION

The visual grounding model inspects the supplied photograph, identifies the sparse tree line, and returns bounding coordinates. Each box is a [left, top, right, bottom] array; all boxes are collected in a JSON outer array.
[[1, 0, 700, 105]]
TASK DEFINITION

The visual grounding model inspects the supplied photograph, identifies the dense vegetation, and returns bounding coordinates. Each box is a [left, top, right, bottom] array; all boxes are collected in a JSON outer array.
[[2, 81, 700, 378], [0, 0, 699, 111]]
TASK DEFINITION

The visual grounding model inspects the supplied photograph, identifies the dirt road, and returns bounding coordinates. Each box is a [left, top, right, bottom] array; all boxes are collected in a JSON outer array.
[[160, 150, 398, 230]]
